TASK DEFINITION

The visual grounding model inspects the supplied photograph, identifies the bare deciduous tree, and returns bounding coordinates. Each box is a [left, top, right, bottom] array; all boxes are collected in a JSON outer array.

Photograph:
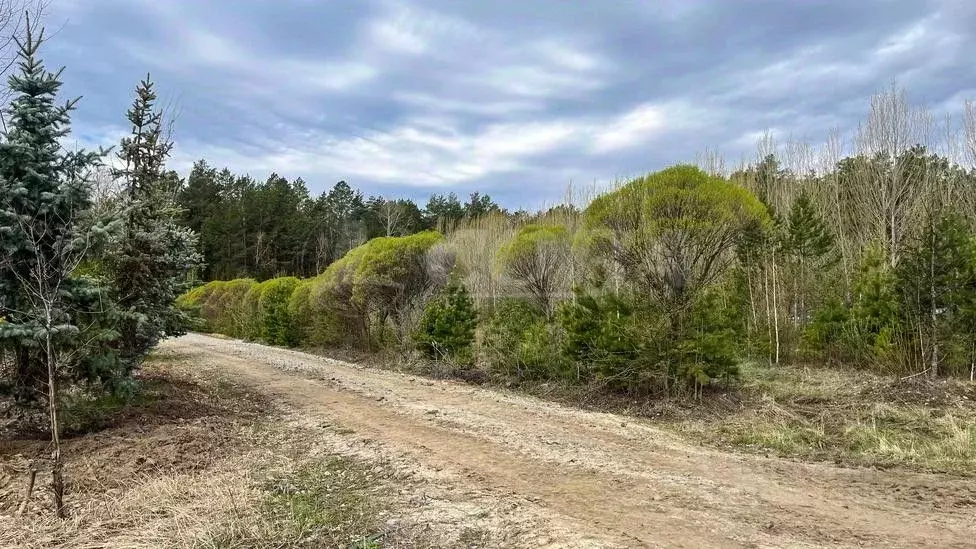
[[965, 100, 976, 169], [378, 198, 405, 237], [854, 84, 933, 267]]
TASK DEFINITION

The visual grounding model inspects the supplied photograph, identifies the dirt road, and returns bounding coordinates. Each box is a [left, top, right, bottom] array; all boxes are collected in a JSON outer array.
[[163, 334, 976, 548]]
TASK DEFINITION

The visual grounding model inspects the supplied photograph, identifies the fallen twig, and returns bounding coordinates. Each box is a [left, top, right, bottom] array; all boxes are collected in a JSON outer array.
[[900, 368, 931, 381], [17, 468, 37, 515]]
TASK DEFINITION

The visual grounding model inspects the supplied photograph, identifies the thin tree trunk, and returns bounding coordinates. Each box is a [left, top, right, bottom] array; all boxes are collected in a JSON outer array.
[[772, 250, 781, 365], [929, 229, 938, 378], [44, 308, 65, 519], [798, 257, 805, 325], [763, 264, 772, 366], [747, 267, 757, 327]]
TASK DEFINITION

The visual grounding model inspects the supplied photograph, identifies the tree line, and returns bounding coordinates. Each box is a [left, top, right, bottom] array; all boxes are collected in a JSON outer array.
[[177, 163, 501, 281]]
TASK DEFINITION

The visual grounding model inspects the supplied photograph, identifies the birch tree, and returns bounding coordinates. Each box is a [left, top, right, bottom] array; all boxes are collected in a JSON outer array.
[[854, 84, 932, 267]]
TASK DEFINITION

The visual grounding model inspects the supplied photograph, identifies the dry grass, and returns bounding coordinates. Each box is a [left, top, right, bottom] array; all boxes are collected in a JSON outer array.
[[671, 362, 976, 474], [0, 352, 429, 549]]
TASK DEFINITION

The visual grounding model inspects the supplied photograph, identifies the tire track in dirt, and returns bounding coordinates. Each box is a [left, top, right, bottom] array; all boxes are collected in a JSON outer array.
[[163, 334, 976, 548]]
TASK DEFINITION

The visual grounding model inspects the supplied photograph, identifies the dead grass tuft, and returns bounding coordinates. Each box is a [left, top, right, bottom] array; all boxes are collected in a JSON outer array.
[[672, 361, 976, 474]]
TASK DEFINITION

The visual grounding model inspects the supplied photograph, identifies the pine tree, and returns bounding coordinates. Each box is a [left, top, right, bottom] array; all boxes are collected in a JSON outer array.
[[785, 191, 834, 262], [103, 76, 202, 386], [897, 213, 976, 377], [784, 191, 836, 325], [0, 19, 113, 517], [414, 274, 477, 363]]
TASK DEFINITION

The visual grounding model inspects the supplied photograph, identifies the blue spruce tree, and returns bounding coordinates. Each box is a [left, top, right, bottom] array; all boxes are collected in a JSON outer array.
[[0, 18, 113, 517]]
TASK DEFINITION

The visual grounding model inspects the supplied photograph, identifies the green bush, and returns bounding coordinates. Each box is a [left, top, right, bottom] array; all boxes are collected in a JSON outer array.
[[558, 288, 739, 395], [187, 278, 257, 338], [803, 299, 857, 363], [242, 282, 264, 340], [671, 291, 741, 394], [306, 231, 444, 349], [258, 277, 302, 346], [481, 299, 564, 379], [498, 224, 571, 317], [219, 279, 259, 338], [286, 278, 316, 346], [194, 280, 228, 332], [414, 275, 476, 363], [558, 291, 642, 388]]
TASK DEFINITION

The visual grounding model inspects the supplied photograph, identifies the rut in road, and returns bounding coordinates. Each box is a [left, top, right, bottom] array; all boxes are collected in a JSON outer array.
[[163, 334, 976, 548]]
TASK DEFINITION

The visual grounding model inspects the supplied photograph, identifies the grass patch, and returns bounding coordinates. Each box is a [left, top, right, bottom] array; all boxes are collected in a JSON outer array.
[[260, 457, 385, 547], [673, 361, 976, 474], [3, 349, 432, 548], [196, 453, 393, 549]]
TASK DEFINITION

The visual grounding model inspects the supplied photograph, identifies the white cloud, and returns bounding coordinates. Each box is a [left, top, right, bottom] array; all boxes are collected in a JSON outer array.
[[392, 91, 541, 116], [50, 0, 976, 206], [366, 0, 480, 55], [874, 21, 929, 59], [532, 40, 602, 72], [171, 116, 581, 187], [591, 103, 666, 153], [591, 101, 711, 153], [168, 100, 701, 189]]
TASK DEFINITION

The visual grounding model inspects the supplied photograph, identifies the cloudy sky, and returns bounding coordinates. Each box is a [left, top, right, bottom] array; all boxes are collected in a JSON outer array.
[[43, 0, 976, 207]]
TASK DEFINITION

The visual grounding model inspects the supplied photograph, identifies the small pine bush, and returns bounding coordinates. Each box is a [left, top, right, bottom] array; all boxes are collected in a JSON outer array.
[[558, 290, 640, 385], [481, 299, 564, 379], [414, 275, 477, 364]]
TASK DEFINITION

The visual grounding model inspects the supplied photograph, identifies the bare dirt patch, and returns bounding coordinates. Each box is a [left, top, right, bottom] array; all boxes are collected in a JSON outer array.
[[1, 358, 266, 514]]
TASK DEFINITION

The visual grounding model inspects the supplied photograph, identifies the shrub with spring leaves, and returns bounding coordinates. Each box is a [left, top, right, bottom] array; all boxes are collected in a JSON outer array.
[[257, 277, 302, 346]]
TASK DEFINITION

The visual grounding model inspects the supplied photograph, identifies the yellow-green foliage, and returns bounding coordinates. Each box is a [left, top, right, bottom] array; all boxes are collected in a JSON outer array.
[[586, 165, 768, 231], [498, 224, 570, 267], [498, 224, 572, 315], [294, 231, 446, 348], [179, 277, 302, 345], [305, 246, 371, 348], [350, 230, 443, 308], [214, 279, 258, 338], [175, 283, 211, 321], [177, 279, 258, 338], [257, 277, 302, 346], [242, 282, 264, 340], [286, 278, 316, 345], [583, 164, 769, 298]]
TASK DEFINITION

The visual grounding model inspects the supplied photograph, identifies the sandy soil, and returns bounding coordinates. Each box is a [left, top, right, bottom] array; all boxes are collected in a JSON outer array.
[[160, 333, 976, 549]]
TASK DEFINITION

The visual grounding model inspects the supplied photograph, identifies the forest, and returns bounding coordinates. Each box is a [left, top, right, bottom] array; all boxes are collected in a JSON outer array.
[[2, 5, 976, 533]]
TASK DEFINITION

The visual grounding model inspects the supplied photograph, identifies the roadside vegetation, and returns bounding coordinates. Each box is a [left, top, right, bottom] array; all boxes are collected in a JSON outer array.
[[672, 361, 976, 474], [176, 88, 976, 474]]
